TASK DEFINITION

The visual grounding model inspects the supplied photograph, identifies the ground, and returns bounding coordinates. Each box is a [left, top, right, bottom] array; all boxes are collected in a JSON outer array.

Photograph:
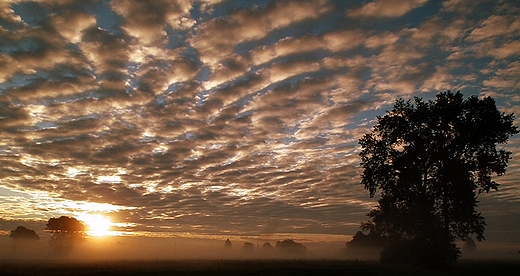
[[1, 259, 519, 276]]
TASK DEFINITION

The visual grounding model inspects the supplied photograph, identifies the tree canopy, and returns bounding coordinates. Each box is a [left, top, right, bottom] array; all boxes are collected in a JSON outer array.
[[10, 226, 40, 241], [346, 230, 386, 249], [243, 242, 255, 252], [262, 242, 274, 251], [46, 216, 86, 253], [46, 216, 86, 232], [359, 91, 518, 265], [224, 238, 232, 249], [275, 239, 307, 255], [9, 226, 40, 255]]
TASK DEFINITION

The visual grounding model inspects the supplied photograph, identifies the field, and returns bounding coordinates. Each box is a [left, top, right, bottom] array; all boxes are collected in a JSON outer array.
[[1, 259, 519, 276]]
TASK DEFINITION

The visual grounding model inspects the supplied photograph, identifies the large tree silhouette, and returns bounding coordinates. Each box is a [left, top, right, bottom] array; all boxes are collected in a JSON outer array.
[[46, 216, 86, 253], [359, 91, 518, 265]]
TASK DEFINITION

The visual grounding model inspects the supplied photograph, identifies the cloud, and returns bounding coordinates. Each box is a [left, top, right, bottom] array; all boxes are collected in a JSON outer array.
[[189, 0, 331, 72], [50, 10, 96, 44], [441, 0, 497, 14], [0, 1, 24, 31], [135, 53, 200, 94], [267, 59, 321, 84], [0, 29, 82, 83], [323, 30, 367, 52], [251, 35, 325, 66], [485, 40, 520, 59], [365, 32, 400, 48], [347, 0, 428, 18], [80, 26, 131, 76], [361, 30, 431, 98], [420, 65, 457, 92], [483, 61, 520, 90], [466, 15, 520, 42], [111, 0, 193, 46]]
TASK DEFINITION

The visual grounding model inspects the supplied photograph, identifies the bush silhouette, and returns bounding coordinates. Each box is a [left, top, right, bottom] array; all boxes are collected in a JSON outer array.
[[243, 242, 254, 252], [224, 238, 232, 249], [275, 239, 306, 255], [262, 242, 274, 251], [10, 226, 40, 254], [10, 226, 40, 241]]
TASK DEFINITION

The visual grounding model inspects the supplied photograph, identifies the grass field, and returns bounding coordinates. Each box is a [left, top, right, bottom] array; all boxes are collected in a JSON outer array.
[[1, 259, 519, 276]]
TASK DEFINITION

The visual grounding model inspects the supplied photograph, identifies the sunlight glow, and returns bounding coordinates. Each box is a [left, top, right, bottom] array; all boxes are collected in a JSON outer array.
[[78, 213, 112, 237], [67, 168, 80, 178], [96, 175, 121, 184]]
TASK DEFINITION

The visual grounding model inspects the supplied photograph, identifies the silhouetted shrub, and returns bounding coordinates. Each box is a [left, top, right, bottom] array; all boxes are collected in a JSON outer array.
[[346, 231, 386, 249], [10, 226, 40, 254], [243, 242, 254, 252], [275, 239, 306, 255], [262, 242, 274, 251], [224, 239, 232, 249], [462, 237, 477, 252], [10, 226, 40, 241]]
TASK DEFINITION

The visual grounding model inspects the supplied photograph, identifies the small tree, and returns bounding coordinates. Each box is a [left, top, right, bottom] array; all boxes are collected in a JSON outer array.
[[262, 242, 274, 251], [46, 216, 86, 253], [275, 239, 307, 255], [359, 91, 518, 265], [243, 242, 255, 252], [10, 226, 40, 240], [346, 230, 386, 249], [224, 238, 232, 249], [462, 237, 477, 253], [10, 226, 40, 254]]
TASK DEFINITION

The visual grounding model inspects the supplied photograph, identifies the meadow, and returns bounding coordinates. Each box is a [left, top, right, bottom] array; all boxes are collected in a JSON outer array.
[[1, 259, 519, 276]]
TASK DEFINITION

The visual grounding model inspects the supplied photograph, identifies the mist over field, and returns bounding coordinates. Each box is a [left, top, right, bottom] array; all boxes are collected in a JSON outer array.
[[0, 236, 341, 260], [1, 233, 519, 263], [2, 229, 520, 276]]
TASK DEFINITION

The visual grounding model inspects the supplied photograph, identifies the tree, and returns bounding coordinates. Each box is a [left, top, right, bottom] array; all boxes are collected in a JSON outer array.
[[224, 238, 232, 249], [275, 239, 307, 255], [262, 242, 274, 251], [10, 226, 40, 241], [345, 230, 386, 249], [359, 91, 518, 265], [462, 237, 476, 253], [243, 242, 255, 252], [46, 216, 86, 253], [10, 226, 40, 254]]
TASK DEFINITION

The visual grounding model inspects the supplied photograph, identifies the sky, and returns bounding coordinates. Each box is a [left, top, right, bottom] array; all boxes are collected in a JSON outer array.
[[0, 0, 519, 254]]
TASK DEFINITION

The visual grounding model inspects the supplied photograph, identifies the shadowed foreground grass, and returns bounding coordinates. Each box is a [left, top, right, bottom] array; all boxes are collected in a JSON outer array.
[[1, 259, 519, 276]]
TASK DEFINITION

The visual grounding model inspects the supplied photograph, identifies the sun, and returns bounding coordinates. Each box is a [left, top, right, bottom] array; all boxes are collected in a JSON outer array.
[[78, 214, 112, 237]]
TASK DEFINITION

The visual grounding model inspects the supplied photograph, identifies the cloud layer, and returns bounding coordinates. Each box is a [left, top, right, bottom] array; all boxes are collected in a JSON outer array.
[[1, 0, 519, 240]]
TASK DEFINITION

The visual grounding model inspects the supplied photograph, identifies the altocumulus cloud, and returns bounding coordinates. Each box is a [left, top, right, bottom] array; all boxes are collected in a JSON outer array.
[[0, 0, 519, 242]]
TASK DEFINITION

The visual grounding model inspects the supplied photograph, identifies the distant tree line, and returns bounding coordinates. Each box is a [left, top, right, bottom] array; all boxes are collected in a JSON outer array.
[[224, 239, 307, 255], [8, 216, 86, 255]]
